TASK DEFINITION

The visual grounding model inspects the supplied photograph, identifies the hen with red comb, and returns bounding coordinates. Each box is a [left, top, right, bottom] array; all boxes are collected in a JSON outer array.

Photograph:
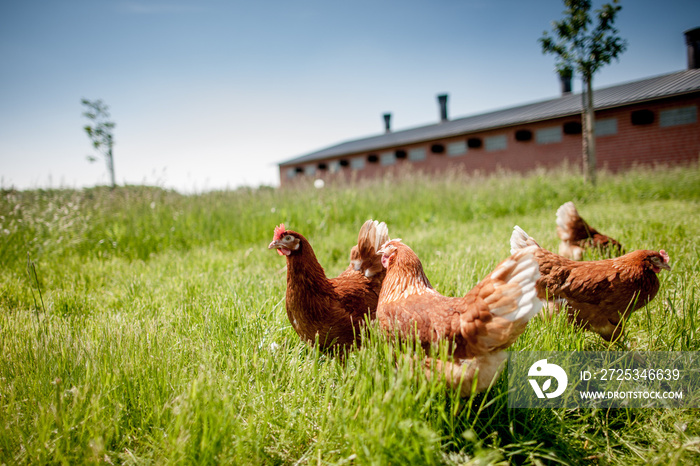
[[268, 220, 389, 350], [511, 225, 671, 341]]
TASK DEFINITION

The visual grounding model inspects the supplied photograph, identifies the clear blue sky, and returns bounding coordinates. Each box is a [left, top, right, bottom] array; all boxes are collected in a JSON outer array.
[[1, 1, 698, 192]]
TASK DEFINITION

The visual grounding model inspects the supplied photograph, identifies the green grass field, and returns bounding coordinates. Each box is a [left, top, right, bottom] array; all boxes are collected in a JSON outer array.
[[1, 165, 699, 465]]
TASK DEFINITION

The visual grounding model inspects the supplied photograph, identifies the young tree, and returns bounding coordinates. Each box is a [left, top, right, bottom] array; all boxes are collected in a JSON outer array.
[[82, 99, 116, 188], [540, 0, 627, 185]]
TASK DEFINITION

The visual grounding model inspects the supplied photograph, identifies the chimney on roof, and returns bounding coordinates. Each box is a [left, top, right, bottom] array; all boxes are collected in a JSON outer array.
[[383, 113, 392, 133], [560, 73, 572, 96], [437, 94, 448, 122], [685, 27, 700, 69]]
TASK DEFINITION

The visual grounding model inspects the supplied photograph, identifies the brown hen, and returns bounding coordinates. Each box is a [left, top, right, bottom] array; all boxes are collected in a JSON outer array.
[[268, 220, 389, 350], [556, 201, 624, 260], [377, 239, 542, 397], [511, 226, 670, 341]]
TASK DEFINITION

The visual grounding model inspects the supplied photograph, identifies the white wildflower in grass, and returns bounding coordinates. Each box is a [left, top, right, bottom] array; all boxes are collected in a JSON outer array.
[[314, 179, 325, 189]]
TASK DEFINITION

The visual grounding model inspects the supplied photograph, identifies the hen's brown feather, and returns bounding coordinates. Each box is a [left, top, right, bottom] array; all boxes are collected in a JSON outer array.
[[270, 220, 389, 350], [377, 240, 541, 396], [556, 201, 624, 260], [512, 226, 670, 341]]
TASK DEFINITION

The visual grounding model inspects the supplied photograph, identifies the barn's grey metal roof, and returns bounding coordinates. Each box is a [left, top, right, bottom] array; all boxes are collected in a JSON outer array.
[[280, 69, 700, 166]]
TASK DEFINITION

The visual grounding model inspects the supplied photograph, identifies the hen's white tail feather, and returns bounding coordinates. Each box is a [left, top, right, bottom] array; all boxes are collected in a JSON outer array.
[[357, 219, 390, 278], [510, 225, 539, 255], [374, 220, 389, 251], [556, 201, 578, 241], [361, 220, 389, 252], [490, 245, 542, 323], [373, 221, 389, 251]]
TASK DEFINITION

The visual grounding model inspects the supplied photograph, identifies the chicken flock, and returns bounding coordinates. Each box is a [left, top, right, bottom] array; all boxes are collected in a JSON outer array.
[[269, 202, 670, 397]]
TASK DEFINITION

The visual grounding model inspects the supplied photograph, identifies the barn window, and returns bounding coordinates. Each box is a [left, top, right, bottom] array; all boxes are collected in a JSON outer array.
[[563, 121, 582, 135], [484, 135, 507, 152], [631, 109, 654, 125], [515, 129, 533, 142], [595, 118, 618, 136], [317, 163, 327, 170], [431, 144, 445, 154], [535, 127, 562, 145], [467, 137, 482, 149], [659, 106, 697, 127], [295, 167, 304, 174], [367, 154, 379, 163], [408, 148, 426, 161], [350, 157, 365, 170], [447, 141, 467, 156], [304, 165, 316, 176], [328, 160, 341, 173], [339, 159, 349, 167], [286, 168, 296, 179], [380, 152, 396, 165], [395, 149, 407, 159]]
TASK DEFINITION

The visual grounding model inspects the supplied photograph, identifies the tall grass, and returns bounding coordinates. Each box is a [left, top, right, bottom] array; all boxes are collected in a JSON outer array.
[[1, 165, 699, 464]]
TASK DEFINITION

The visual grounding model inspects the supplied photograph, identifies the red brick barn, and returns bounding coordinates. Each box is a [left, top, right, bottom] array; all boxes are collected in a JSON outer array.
[[278, 28, 700, 186]]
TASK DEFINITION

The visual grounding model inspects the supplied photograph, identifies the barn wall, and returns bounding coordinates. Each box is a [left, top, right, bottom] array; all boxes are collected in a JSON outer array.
[[279, 95, 700, 186]]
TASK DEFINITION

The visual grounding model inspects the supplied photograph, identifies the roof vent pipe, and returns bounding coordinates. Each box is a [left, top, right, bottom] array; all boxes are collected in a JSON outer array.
[[685, 27, 700, 69], [437, 94, 448, 122], [438, 94, 447, 123], [383, 113, 391, 133], [559, 70, 573, 96]]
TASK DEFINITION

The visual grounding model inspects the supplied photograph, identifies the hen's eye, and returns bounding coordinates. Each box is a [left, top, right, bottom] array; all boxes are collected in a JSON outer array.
[[284, 235, 294, 241]]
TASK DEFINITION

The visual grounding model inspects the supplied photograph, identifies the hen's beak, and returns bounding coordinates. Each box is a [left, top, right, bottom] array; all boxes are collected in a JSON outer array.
[[268, 240, 283, 256], [268, 239, 291, 256], [651, 256, 671, 272], [377, 239, 400, 255]]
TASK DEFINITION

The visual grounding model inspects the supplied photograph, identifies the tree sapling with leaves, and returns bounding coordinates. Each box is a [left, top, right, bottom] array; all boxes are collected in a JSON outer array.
[[82, 98, 117, 189], [540, 0, 627, 185]]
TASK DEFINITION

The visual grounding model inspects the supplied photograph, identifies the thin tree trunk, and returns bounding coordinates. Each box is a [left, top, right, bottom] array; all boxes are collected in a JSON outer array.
[[582, 75, 596, 185], [581, 89, 588, 182], [108, 135, 116, 189]]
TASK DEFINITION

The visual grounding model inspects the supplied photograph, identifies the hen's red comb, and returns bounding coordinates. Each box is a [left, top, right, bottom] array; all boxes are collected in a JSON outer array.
[[273, 224, 286, 241], [660, 249, 669, 263]]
